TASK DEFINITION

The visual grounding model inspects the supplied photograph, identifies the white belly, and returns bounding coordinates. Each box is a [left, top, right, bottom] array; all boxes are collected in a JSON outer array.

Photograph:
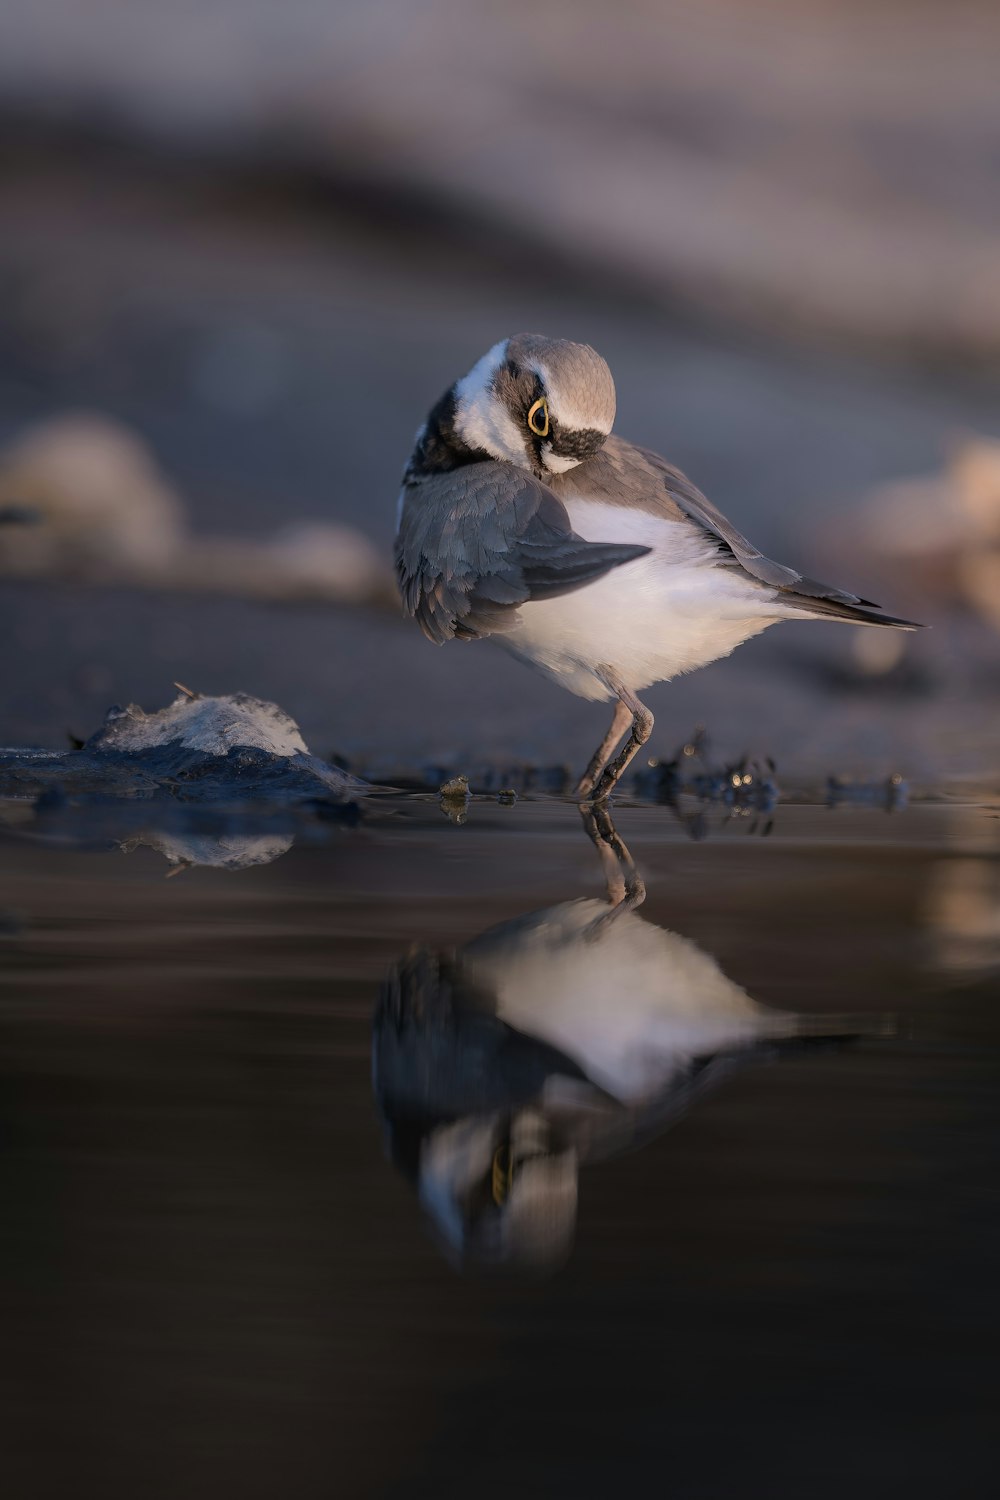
[[471, 900, 776, 1105], [499, 501, 782, 700]]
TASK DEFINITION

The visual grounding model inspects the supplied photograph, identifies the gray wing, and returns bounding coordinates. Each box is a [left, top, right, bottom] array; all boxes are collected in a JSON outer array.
[[636, 442, 864, 598], [547, 437, 687, 519], [395, 462, 651, 645], [557, 436, 919, 628]]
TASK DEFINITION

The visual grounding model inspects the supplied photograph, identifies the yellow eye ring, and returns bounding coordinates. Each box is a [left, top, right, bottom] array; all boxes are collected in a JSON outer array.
[[491, 1144, 513, 1206], [527, 397, 549, 438]]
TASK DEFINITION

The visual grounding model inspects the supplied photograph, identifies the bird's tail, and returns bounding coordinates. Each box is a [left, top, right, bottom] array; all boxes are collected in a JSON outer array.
[[754, 1010, 897, 1052], [781, 590, 922, 630]]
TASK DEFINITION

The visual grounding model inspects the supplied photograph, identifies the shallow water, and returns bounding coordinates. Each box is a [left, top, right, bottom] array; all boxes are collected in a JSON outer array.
[[1, 798, 997, 1498]]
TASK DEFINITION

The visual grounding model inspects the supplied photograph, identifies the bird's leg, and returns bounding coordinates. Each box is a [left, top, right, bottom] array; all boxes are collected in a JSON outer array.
[[579, 802, 627, 904], [593, 803, 643, 905], [578, 801, 646, 930], [575, 698, 632, 798], [589, 675, 654, 802]]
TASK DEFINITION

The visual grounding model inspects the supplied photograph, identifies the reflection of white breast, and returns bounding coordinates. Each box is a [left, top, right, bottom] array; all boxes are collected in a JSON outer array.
[[466, 900, 788, 1105]]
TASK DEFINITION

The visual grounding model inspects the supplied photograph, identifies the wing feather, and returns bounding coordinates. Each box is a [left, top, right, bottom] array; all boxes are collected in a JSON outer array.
[[395, 462, 650, 644], [620, 438, 920, 629]]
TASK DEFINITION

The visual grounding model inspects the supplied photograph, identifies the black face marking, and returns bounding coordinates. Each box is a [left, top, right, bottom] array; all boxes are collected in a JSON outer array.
[[492, 359, 542, 419], [404, 385, 492, 479], [547, 425, 607, 463]]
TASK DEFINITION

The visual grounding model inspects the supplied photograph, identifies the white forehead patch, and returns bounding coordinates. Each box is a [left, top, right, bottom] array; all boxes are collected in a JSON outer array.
[[524, 356, 615, 437], [453, 339, 527, 467]]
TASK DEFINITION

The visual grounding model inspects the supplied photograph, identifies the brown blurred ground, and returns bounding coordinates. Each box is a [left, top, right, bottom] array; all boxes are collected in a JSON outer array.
[[1, 3, 999, 782]]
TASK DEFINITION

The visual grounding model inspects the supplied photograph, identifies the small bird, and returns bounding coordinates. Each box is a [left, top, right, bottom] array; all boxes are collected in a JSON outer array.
[[374, 807, 883, 1271], [395, 334, 919, 799]]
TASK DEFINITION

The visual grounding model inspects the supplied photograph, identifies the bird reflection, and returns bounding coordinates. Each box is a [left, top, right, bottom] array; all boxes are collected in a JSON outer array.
[[373, 805, 881, 1273]]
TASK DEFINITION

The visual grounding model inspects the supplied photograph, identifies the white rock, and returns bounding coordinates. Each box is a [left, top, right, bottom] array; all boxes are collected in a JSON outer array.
[[93, 693, 309, 758]]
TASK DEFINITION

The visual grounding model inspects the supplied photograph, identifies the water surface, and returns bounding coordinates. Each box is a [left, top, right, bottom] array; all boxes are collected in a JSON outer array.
[[1, 799, 996, 1498]]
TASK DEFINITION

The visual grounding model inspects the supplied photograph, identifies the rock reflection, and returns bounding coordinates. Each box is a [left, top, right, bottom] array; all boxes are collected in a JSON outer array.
[[0, 691, 363, 872], [374, 806, 883, 1273], [0, 797, 303, 874]]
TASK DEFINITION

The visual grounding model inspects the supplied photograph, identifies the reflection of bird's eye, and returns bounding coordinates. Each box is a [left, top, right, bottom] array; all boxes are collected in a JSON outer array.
[[491, 1143, 513, 1205], [527, 397, 549, 437]]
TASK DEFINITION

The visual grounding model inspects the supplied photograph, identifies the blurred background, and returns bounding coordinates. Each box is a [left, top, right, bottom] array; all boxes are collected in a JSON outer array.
[[2, 0, 1000, 782]]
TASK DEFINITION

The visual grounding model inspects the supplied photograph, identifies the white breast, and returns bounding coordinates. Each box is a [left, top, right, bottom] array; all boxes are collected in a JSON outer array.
[[500, 500, 782, 700]]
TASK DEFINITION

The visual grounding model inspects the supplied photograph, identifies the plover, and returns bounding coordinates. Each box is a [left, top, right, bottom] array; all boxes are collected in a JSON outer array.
[[396, 334, 919, 799], [374, 807, 878, 1270]]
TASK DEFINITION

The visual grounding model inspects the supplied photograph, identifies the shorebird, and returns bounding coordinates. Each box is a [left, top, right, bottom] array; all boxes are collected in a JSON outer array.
[[395, 335, 919, 799], [374, 806, 883, 1270]]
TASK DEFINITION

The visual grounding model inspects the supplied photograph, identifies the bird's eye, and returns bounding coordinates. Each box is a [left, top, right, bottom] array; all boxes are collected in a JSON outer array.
[[491, 1144, 513, 1206], [527, 397, 549, 437]]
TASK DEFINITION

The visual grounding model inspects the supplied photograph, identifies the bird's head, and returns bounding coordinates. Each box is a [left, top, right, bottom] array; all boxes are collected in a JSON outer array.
[[450, 333, 616, 477], [417, 1107, 579, 1274]]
